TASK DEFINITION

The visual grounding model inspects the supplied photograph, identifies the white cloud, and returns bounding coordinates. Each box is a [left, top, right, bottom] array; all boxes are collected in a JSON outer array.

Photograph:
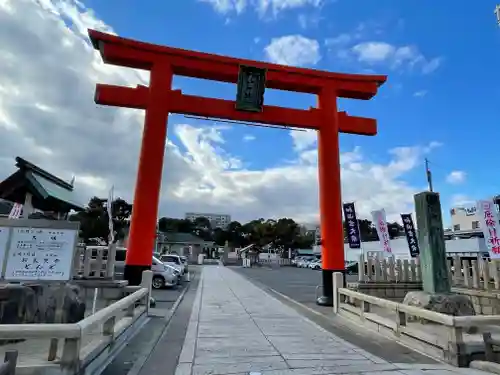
[[413, 90, 428, 97], [351, 42, 442, 74], [0, 0, 443, 225], [325, 26, 442, 75], [290, 129, 317, 151], [451, 194, 474, 207], [199, 0, 322, 17], [297, 13, 321, 29], [446, 171, 467, 185], [243, 134, 256, 142], [264, 35, 320, 66]]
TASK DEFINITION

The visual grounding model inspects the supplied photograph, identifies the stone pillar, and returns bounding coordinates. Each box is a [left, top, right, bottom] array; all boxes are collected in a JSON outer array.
[[414, 191, 450, 294]]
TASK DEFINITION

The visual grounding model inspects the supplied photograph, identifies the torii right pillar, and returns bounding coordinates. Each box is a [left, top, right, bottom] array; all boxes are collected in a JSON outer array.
[[316, 85, 386, 307]]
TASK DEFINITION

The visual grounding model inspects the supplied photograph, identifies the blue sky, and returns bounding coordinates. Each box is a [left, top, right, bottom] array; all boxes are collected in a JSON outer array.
[[6, 0, 500, 224], [83, 0, 499, 199]]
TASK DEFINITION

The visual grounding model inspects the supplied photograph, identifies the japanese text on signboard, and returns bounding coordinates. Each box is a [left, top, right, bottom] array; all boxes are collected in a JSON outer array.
[[476, 200, 500, 258], [342, 203, 361, 249], [4, 227, 77, 281], [401, 213, 420, 257]]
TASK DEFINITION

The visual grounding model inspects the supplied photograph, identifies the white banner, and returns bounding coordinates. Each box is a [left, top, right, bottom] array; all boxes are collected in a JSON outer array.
[[8, 203, 23, 219], [371, 209, 392, 254], [107, 186, 114, 243], [476, 199, 500, 259]]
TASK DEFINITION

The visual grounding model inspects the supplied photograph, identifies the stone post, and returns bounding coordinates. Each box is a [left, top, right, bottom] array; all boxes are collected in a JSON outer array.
[[414, 191, 451, 294]]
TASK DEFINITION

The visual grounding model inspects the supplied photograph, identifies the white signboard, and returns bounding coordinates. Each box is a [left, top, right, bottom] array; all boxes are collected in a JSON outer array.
[[0, 227, 9, 269], [476, 200, 500, 259], [4, 227, 77, 281], [371, 209, 392, 254]]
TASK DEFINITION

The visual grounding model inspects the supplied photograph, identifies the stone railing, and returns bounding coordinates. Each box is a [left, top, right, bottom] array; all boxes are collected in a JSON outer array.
[[357, 255, 500, 291], [356, 255, 421, 283], [0, 351, 17, 375], [258, 258, 292, 266], [73, 244, 118, 279], [333, 272, 500, 366], [0, 271, 152, 375]]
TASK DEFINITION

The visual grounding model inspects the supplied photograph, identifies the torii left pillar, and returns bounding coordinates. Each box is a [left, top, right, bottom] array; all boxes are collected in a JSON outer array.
[[124, 63, 173, 284]]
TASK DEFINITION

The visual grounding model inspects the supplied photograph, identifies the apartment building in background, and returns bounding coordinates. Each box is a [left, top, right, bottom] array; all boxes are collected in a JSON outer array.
[[185, 212, 231, 229], [450, 205, 480, 232]]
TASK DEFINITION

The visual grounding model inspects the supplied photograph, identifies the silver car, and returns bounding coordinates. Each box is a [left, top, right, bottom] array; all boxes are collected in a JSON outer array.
[[151, 259, 180, 289], [86, 246, 180, 289], [160, 254, 185, 275]]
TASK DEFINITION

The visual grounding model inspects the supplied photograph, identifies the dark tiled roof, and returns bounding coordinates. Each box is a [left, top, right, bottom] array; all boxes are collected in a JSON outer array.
[[0, 199, 12, 216], [164, 232, 204, 244], [0, 157, 84, 212], [28, 172, 84, 210]]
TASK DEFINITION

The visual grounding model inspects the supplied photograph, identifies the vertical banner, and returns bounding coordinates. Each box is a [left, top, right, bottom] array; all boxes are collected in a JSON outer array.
[[8, 203, 23, 219], [342, 202, 361, 249], [371, 209, 392, 254], [107, 186, 115, 243], [476, 199, 500, 259], [401, 213, 420, 258]]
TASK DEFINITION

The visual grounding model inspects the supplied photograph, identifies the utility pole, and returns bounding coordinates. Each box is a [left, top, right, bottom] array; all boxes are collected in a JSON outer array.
[[425, 158, 434, 192]]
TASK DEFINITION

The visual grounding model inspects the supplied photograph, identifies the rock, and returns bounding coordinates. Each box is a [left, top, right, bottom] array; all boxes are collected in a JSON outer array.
[[0, 283, 86, 324], [403, 291, 476, 333], [0, 285, 38, 345], [42, 284, 86, 324], [0, 285, 37, 324]]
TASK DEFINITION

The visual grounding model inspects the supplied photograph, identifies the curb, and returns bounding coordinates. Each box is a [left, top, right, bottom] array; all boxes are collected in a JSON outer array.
[[470, 360, 500, 374], [125, 276, 194, 375]]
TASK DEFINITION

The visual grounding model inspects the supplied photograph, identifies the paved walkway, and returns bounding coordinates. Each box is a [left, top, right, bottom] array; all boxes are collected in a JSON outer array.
[[175, 266, 492, 375]]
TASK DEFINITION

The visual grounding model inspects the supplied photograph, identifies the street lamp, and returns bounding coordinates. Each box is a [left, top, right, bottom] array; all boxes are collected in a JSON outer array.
[[495, 4, 500, 26]]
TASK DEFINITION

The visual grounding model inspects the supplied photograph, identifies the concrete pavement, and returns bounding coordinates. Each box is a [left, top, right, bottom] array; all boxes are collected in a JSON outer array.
[[173, 266, 493, 375]]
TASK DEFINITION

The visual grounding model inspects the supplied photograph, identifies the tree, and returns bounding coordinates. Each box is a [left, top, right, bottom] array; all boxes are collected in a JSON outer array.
[[273, 218, 300, 250], [358, 219, 376, 241], [157, 217, 194, 233], [194, 217, 211, 230], [110, 198, 132, 242], [227, 221, 245, 247], [69, 196, 132, 244], [155, 215, 404, 254], [387, 222, 403, 239]]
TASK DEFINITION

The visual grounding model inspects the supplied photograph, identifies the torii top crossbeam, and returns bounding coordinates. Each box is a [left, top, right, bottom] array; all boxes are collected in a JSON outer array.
[[88, 30, 385, 99]]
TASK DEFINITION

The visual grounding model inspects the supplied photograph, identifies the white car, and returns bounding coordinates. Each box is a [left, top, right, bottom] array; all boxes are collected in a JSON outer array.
[[151, 257, 180, 289], [298, 259, 311, 268], [86, 246, 179, 289], [309, 260, 322, 270], [160, 254, 185, 275]]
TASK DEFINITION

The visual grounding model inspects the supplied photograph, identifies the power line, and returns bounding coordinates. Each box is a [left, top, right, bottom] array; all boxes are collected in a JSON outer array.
[[182, 115, 308, 132]]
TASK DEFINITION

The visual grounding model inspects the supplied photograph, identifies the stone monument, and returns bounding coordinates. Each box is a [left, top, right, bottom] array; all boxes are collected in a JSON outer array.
[[403, 191, 475, 328]]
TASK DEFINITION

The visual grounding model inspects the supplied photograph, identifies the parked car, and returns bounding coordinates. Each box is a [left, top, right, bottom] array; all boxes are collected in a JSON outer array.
[[309, 260, 322, 270], [160, 254, 185, 274], [292, 256, 304, 267], [297, 256, 315, 268], [179, 255, 189, 272], [151, 257, 180, 289], [86, 246, 179, 288]]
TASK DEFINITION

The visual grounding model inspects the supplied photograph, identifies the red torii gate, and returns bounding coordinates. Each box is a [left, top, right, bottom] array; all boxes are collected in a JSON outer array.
[[89, 29, 386, 306]]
